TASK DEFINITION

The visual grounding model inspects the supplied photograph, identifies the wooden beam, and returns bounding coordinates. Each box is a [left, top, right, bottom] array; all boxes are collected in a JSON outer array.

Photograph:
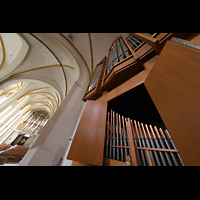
[[125, 118, 139, 166]]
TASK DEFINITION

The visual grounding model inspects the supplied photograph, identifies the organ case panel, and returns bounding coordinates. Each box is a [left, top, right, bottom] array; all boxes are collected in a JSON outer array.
[[144, 38, 200, 166], [67, 100, 107, 166]]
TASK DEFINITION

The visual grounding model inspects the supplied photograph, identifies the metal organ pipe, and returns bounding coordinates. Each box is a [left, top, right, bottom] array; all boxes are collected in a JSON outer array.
[[104, 108, 185, 166]]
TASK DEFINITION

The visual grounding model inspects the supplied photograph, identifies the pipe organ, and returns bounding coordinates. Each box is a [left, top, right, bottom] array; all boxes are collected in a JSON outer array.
[[12, 109, 49, 147], [106, 36, 131, 74], [103, 35, 144, 92], [104, 108, 184, 166], [84, 33, 191, 101], [126, 34, 143, 51], [67, 99, 185, 166], [105, 110, 131, 163], [17, 110, 49, 135], [83, 57, 107, 101], [68, 33, 200, 166]]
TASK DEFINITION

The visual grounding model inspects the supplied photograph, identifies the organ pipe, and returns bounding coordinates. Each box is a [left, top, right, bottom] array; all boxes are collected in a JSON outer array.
[[104, 109, 184, 166]]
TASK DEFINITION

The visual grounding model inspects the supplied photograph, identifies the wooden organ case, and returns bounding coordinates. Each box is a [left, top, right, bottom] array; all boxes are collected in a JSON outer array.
[[67, 33, 200, 166], [102, 35, 144, 92], [82, 57, 107, 101]]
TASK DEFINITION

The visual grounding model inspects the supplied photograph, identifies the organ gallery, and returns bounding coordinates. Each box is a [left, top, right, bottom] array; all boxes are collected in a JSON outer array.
[[68, 33, 200, 166], [0, 33, 200, 166]]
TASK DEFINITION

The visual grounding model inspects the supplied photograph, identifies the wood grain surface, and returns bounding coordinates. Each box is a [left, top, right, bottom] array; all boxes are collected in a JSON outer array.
[[67, 100, 107, 166], [145, 40, 200, 165]]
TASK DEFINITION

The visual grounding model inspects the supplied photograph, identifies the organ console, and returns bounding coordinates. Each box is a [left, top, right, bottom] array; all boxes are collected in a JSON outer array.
[[68, 33, 200, 166]]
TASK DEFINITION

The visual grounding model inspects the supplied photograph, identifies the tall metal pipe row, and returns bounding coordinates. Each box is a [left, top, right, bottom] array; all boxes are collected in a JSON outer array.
[[104, 109, 184, 166]]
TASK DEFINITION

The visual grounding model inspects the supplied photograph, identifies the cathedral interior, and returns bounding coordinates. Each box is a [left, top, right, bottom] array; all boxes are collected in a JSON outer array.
[[0, 33, 200, 166]]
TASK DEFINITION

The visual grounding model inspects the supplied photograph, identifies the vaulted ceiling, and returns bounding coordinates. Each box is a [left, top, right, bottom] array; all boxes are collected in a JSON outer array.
[[0, 33, 129, 117]]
